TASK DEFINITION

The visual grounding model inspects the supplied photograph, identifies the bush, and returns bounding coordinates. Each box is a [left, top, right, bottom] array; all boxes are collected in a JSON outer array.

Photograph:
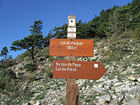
[[35, 94, 45, 100], [1, 69, 16, 79], [24, 64, 36, 72], [46, 65, 53, 78], [135, 27, 140, 37], [0, 63, 4, 70], [16, 50, 30, 60], [0, 56, 14, 69], [38, 47, 49, 58], [0, 69, 17, 91]]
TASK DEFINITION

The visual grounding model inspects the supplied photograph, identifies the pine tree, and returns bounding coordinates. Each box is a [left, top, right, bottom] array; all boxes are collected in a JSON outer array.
[[11, 20, 43, 66], [0, 46, 8, 59]]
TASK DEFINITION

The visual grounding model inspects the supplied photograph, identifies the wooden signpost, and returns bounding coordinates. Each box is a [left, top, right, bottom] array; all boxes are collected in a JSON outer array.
[[50, 39, 94, 57], [66, 15, 79, 105], [49, 15, 107, 105], [53, 60, 106, 80]]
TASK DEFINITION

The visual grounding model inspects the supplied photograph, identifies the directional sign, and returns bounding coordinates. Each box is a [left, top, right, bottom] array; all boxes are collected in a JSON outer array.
[[68, 28, 76, 33], [53, 60, 106, 80], [67, 33, 76, 38], [49, 39, 94, 57], [67, 15, 76, 38]]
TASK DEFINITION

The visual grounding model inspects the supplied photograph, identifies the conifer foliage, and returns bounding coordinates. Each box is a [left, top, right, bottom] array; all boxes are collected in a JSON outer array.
[[11, 20, 43, 66], [0, 46, 8, 59]]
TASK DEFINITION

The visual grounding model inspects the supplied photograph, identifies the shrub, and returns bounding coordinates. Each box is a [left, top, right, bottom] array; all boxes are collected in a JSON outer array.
[[24, 64, 36, 72], [1, 69, 16, 79], [35, 94, 45, 100], [135, 27, 140, 38], [46, 65, 53, 78], [38, 47, 49, 58], [0, 69, 17, 91], [0, 63, 4, 70], [0, 57, 14, 69], [17, 50, 30, 60]]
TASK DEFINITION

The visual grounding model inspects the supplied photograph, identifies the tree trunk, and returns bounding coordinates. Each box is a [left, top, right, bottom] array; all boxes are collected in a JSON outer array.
[[31, 47, 35, 66], [5, 55, 6, 59]]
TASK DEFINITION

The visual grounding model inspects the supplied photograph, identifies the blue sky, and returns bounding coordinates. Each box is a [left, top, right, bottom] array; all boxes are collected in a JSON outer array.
[[0, 0, 133, 59]]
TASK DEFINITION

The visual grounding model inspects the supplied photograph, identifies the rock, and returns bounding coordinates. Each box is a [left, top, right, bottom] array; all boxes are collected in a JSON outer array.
[[30, 100, 36, 105], [16, 72, 24, 78], [22, 103, 31, 105], [97, 95, 111, 104], [91, 57, 98, 61], [114, 82, 123, 87], [111, 94, 117, 100], [94, 87, 105, 93], [39, 57, 45, 61], [118, 95, 125, 101], [96, 77, 106, 82], [115, 85, 131, 93], [34, 101, 41, 105], [76, 79, 85, 86], [35, 74, 43, 81], [131, 82, 137, 86], [104, 85, 111, 90], [137, 78, 140, 82], [105, 95, 111, 102], [22, 82, 28, 90], [98, 83, 104, 88], [129, 76, 137, 81], [124, 97, 140, 105]]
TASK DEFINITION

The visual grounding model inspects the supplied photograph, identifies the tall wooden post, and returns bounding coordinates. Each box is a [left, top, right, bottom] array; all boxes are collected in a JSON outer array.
[[66, 15, 79, 105]]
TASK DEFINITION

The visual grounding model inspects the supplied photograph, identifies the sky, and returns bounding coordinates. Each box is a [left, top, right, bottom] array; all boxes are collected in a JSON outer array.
[[0, 0, 133, 59]]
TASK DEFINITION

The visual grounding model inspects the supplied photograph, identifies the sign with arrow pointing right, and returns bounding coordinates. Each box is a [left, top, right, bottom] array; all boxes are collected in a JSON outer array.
[[53, 60, 107, 80]]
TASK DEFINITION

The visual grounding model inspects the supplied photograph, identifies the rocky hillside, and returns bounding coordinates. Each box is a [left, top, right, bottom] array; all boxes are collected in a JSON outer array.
[[0, 30, 140, 105]]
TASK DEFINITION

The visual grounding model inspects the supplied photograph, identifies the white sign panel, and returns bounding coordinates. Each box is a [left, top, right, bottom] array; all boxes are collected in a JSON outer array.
[[67, 33, 76, 38], [67, 28, 76, 32], [69, 19, 75, 26], [94, 64, 98, 68]]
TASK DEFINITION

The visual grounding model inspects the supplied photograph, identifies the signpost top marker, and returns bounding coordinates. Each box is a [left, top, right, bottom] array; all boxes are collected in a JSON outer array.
[[67, 15, 76, 38], [68, 15, 76, 19], [68, 15, 76, 27]]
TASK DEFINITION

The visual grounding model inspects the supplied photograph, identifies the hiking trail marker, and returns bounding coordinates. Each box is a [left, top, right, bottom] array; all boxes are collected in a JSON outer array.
[[53, 60, 106, 80], [50, 39, 94, 57], [49, 15, 107, 105]]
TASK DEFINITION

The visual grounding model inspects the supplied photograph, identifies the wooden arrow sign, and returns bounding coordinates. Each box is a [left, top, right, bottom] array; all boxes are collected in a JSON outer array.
[[49, 39, 94, 57], [53, 60, 106, 80]]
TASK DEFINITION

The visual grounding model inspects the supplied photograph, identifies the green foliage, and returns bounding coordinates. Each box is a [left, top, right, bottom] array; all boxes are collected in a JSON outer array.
[[11, 34, 43, 51], [46, 0, 140, 39], [8, 1, 140, 64], [30, 20, 42, 35], [0, 69, 17, 91], [45, 85, 51, 91], [135, 27, 140, 37], [16, 50, 31, 60], [0, 46, 8, 59], [46, 65, 53, 78], [24, 64, 36, 72], [1, 69, 16, 79], [0, 56, 14, 69], [11, 20, 43, 65], [38, 47, 49, 58], [52, 24, 67, 39], [118, 101, 123, 105], [60, 98, 65, 105], [35, 94, 45, 100], [43, 31, 53, 47]]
